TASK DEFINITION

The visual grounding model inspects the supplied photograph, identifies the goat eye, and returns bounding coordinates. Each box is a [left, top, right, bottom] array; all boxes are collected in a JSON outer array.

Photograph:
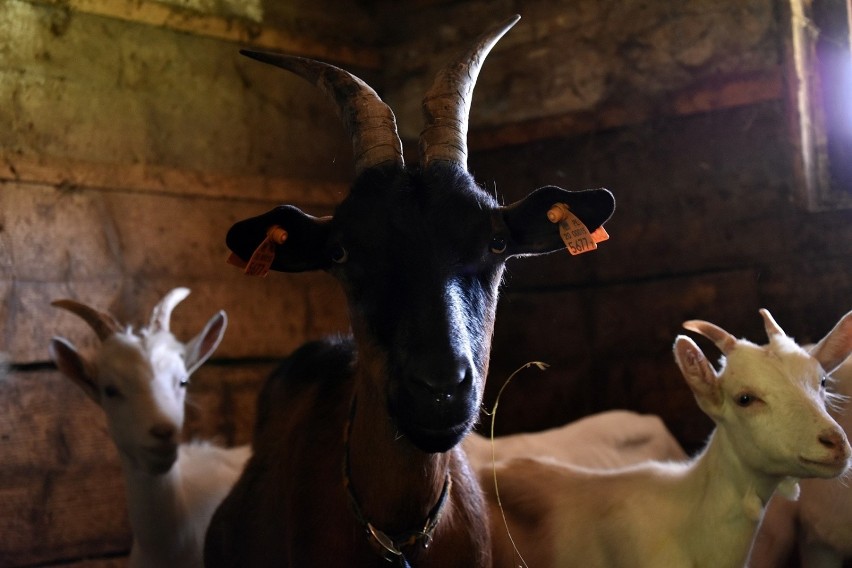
[[820, 375, 827, 388], [103, 385, 121, 399], [489, 236, 507, 254], [736, 394, 755, 407], [179, 376, 189, 388], [330, 244, 348, 264]]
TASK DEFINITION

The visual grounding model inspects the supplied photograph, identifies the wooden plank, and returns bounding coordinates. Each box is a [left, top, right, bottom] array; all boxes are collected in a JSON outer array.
[[0, 2, 356, 187], [183, 362, 272, 446], [0, 468, 131, 566], [21, 0, 381, 69], [382, 0, 782, 142], [0, 371, 131, 566], [2, 154, 346, 206], [8, 274, 349, 363], [1, 183, 350, 363], [468, 71, 784, 151], [471, 102, 806, 290], [43, 557, 129, 568]]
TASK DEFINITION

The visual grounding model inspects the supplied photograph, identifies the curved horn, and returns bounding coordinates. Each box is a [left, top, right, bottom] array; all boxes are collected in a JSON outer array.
[[683, 319, 737, 355], [759, 308, 786, 339], [52, 299, 121, 341], [420, 15, 520, 170], [149, 287, 191, 334], [240, 50, 404, 176]]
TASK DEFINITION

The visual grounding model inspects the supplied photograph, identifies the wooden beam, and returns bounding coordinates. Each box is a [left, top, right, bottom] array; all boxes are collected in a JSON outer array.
[[1, 153, 345, 208], [23, 0, 381, 69], [469, 71, 784, 151]]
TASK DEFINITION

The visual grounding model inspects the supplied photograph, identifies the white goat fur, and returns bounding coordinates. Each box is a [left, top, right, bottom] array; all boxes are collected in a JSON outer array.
[[749, 312, 852, 568], [49, 288, 249, 568], [463, 410, 687, 471], [485, 309, 852, 568]]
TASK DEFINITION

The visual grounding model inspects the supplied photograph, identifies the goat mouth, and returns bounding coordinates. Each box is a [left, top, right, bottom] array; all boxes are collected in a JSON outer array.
[[401, 419, 473, 454], [140, 446, 178, 473], [798, 456, 849, 476]]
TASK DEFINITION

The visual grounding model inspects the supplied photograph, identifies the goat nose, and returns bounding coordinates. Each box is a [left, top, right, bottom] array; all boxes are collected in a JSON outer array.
[[818, 429, 846, 450], [414, 363, 472, 400], [149, 423, 177, 442]]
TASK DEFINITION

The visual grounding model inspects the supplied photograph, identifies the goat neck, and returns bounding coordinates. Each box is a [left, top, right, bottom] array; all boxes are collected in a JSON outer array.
[[346, 370, 452, 533], [123, 463, 196, 568]]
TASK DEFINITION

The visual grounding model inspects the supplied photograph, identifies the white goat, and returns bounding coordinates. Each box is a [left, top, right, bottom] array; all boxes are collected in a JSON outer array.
[[485, 309, 852, 568], [463, 410, 687, 470], [750, 311, 852, 568], [49, 288, 250, 568]]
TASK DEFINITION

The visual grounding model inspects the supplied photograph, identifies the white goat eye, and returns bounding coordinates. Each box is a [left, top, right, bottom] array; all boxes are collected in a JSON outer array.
[[820, 375, 827, 388], [736, 394, 755, 407], [179, 376, 189, 388]]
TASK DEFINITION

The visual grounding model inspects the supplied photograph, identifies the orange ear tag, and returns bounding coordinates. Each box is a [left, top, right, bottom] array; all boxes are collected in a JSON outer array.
[[237, 225, 288, 277], [547, 203, 609, 256]]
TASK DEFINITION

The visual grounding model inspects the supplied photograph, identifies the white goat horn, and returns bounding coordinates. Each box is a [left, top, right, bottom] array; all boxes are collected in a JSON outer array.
[[683, 319, 737, 355], [52, 299, 121, 341], [759, 308, 786, 339], [149, 288, 191, 333]]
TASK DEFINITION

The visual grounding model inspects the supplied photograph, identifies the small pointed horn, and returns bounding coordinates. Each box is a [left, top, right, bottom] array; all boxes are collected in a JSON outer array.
[[683, 319, 737, 355], [759, 308, 786, 339], [149, 288, 191, 333], [420, 15, 520, 170], [52, 299, 121, 341], [240, 51, 404, 176]]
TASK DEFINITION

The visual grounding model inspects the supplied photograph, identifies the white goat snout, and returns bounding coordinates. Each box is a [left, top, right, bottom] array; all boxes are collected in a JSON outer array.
[[811, 426, 850, 472]]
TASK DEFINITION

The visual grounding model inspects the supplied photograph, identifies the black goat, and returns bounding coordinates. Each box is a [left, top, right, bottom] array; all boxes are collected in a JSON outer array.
[[205, 15, 614, 568]]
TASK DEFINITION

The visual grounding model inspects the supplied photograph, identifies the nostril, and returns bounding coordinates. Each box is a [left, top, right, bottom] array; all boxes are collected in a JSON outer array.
[[149, 423, 176, 442], [412, 363, 472, 401], [818, 430, 843, 450]]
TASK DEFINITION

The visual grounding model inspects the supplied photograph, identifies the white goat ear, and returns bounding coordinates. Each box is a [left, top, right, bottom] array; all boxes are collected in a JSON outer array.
[[49, 337, 100, 404], [810, 310, 852, 374], [184, 311, 227, 376], [673, 335, 723, 415]]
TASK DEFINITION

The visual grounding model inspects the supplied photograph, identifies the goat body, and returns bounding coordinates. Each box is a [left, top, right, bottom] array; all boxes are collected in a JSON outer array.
[[50, 288, 248, 568], [463, 410, 686, 470], [484, 310, 852, 568]]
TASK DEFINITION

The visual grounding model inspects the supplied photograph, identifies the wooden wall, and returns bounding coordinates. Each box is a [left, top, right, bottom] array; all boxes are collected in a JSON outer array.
[[2, 0, 851, 565], [0, 0, 362, 564]]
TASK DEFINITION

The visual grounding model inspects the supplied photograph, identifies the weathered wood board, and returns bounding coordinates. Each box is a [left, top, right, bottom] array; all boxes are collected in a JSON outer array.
[[379, 0, 782, 140], [0, 183, 349, 363], [0, 0, 357, 187]]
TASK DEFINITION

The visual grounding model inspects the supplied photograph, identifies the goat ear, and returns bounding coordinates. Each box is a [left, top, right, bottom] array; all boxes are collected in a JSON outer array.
[[500, 186, 615, 257], [185, 311, 227, 376], [810, 310, 852, 374], [226, 205, 332, 272], [673, 335, 723, 415], [49, 337, 100, 404]]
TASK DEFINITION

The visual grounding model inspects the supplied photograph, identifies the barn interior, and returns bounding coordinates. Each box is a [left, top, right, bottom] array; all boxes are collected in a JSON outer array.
[[2, 0, 851, 565]]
